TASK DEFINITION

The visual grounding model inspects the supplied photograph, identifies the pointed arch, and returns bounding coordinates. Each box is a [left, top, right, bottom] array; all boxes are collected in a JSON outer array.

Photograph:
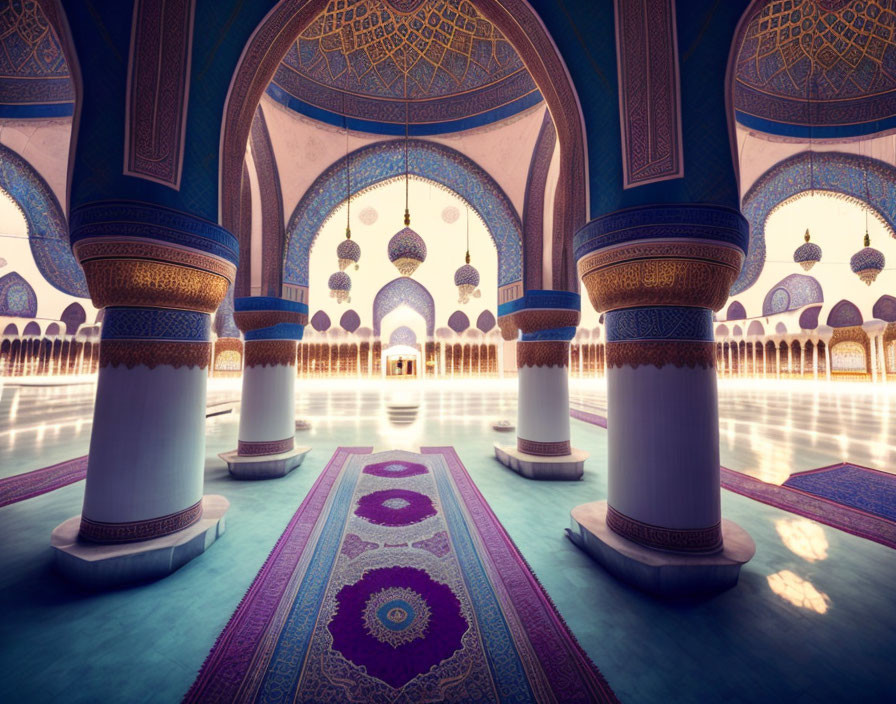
[[372, 278, 434, 337], [737, 152, 896, 294], [283, 140, 522, 300], [0, 144, 86, 297]]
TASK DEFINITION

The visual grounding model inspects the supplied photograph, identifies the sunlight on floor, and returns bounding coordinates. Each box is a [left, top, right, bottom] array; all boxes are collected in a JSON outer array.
[[767, 569, 831, 614]]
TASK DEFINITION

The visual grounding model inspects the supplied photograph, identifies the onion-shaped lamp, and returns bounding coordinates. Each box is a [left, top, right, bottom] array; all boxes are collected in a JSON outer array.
[[337, 232, 361, 271], [850, 231, 885, 286], [328, 271, 352, 303], [388, 227, 427, 277], [793, 228, 822, 271], [454, 252, 481, 304]]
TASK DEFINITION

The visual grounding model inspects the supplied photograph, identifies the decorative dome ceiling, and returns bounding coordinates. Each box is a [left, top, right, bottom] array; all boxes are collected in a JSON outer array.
[[0, 0, 73, 117], [267, 0, 541, 134], [734, 0, 896, 138]]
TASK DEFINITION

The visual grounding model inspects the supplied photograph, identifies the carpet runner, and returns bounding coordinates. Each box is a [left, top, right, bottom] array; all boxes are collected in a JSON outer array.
[[0, 456, 87, 508], [570, 406, 896, 550], [186, 446, 616, 703]]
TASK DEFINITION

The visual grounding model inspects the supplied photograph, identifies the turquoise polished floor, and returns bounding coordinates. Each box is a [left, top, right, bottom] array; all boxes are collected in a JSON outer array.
[[0, 378, 894, 703]]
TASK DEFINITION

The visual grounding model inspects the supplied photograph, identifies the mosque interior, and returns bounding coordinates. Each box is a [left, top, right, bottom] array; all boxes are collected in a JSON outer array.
[[0, 1, 895, 702]]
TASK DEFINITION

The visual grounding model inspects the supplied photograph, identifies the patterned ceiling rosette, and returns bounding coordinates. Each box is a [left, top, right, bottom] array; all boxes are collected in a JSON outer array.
[[359, 206, 379, 225], [388, 227, 427, 277], [363, 459, 429, 479], [355, 488, 436, 527], [734, 0, 896, 137], [441, 206, 460, 224], [327, 565, 467, 690], [268, 0, 539, 133]]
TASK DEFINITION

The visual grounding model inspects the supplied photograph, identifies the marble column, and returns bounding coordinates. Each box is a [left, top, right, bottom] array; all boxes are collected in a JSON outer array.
[[219, 297, 309, 478], [569, 204, 754, 595], [52, 202, 236, 586], [813, 340, 819, 380], [494, 290, 587, 480]]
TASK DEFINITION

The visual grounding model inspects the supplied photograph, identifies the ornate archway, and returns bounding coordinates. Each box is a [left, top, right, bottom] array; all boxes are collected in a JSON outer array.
[[219, 0, 587, 292], [736, 152, 896, 294], [283, 140, 521, 300], [0, 144, 85, 297], [372, 278, 434, 338]]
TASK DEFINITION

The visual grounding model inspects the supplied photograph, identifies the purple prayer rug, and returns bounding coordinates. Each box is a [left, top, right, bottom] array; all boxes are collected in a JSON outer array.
[[569, 406, 896, 550], [186, 447, 617, 703], [0, 456, 87, 508]]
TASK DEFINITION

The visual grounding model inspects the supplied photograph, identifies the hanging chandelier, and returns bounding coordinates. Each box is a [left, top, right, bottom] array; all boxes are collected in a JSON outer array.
[[851, 227, 885, 286], [336, 70, 360, 272], [850, 156, 885, 286], [793, 228, 822, 270], [337, 236, 360, 271], [328, 271, 352, 303], [454, 207, 480, 303], [388, 78, 426, 277]]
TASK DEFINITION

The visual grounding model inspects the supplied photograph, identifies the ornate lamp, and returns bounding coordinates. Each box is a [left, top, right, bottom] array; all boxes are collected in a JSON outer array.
[[454, 208, 480, 303], [387, 86, 426, 277], [337, 69, 360, 271], [337, 236, 360, 271], [388, 227, 426, 276], [328, 271, 352, 303], [793, 228, 822, 270], [850, 230, 885, 286]]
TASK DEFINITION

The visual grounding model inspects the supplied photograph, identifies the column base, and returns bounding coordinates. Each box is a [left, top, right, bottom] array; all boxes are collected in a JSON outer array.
[[51, 495, 229, 589], [218, 445, 310, 479], [494, 442, 588, 480], [566, 500, 755, 597]]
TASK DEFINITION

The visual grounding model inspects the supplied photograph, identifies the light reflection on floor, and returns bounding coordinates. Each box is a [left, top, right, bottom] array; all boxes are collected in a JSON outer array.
[[0, 376, 895, 702], [767, 569, 832, 614], [775, 517, 829, 562], [2, 376, 895, 482]]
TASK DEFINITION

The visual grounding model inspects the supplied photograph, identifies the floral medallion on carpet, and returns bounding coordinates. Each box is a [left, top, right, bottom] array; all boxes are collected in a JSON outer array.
[[186, 447, 616, 703]]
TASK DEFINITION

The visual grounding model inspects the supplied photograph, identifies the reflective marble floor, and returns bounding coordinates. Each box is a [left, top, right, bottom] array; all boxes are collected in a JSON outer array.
[[0, 377, 894, 703]]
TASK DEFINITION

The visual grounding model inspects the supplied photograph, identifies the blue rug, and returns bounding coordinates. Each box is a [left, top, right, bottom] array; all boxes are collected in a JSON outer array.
[[784, 464, 896, 523]]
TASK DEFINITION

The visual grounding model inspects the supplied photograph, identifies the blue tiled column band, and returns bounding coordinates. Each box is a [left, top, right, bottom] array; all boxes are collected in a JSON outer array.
[[71, 200, 239, 265], [575, 205, 748, 315], [573, 204, 749, 261], [98, 307, 212, 370], [101, 307, 211, 342], [604, 307, 714, 342], [497, 290, 581, 339], [69, 201, 239, 314]]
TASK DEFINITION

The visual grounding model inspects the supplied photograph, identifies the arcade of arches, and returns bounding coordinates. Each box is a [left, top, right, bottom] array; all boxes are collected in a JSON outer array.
[[0, 2, 894, 703]]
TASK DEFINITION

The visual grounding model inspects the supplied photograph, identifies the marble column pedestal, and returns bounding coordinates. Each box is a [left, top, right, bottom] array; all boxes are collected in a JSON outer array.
[[51, 495, 229, 588], [567, 501, 755, 596]]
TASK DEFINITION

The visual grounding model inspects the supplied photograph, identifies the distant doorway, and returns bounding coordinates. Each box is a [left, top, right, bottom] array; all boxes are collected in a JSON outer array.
[[386, 354, 416, 377]]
